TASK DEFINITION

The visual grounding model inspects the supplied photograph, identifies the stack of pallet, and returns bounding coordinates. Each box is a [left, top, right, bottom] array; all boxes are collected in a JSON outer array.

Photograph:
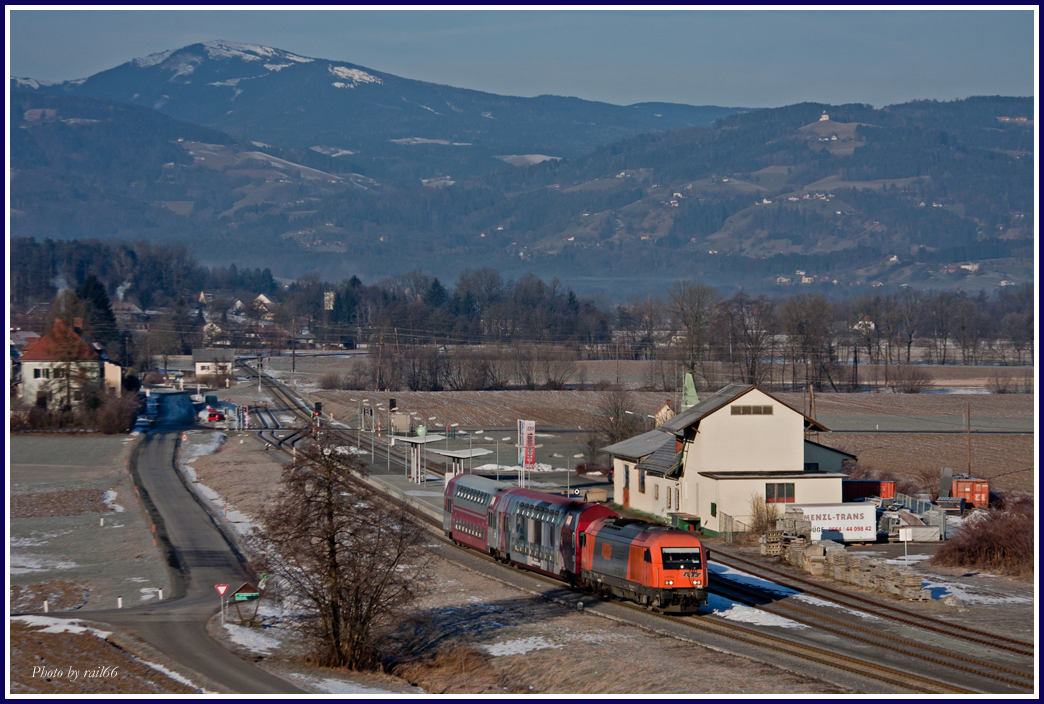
[[826, 545, 848, 580], [759, 530, 785, 556]]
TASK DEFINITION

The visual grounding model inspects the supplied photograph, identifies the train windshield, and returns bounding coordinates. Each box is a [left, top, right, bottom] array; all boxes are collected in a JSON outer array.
[[661, 548, 702, 570]]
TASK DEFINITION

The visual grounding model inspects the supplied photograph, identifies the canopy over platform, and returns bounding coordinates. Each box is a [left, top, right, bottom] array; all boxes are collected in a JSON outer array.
[[431, 448, 493, 459], [391, 434, 446, 445]]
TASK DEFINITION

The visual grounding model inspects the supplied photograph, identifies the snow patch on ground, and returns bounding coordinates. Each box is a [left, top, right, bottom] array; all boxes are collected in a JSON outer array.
[[104, 490, 125, 513], [920, 576, 1031, 605], [223, 623, 280, 653], [181, 433, 226, 464], [10, 554, 78, 574], [140, 588, 160, 601], [289, 674, 400, 694], [134, 658, 212, 693], [13, 616, 112, 638], [884, 554, 932, 565], [705, 595, 808, 629], [333, 445, 367, 456], [483, 636, 564, 657], [709, 563, 797, 597]]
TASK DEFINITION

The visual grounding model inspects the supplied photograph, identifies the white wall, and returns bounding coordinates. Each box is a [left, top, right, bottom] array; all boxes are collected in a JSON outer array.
[[681, 389, 805, 477], [697, 475, 842, 534]]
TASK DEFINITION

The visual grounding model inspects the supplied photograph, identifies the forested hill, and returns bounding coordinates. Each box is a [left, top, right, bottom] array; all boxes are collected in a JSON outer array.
[[9, 91, 1034, 299], [11, 40, 744, 183]]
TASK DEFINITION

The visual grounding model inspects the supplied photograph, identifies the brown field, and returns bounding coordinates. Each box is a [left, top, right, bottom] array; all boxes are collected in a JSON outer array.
[[774, 392, 1035, 420], [10, 490, 110, 519], [10, 580, 90, 613], [9, 621, 196, 694], [818, 433, 1034, 495]]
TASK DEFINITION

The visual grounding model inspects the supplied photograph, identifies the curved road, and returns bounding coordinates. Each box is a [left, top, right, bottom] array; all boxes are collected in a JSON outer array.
[[69, 392, 302, 694]]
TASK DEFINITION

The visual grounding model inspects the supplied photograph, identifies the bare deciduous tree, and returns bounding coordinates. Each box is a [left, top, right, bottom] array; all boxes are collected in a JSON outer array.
[[252, 439, 432, 669], [592, 389, 648, 449], [668, 281, 718, 371]]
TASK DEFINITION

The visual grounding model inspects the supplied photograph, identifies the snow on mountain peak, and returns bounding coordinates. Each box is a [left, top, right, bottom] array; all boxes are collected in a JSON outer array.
[[203, 40, 313, 64], [328, 65, 382, 89], [133, 49, 174, 68]]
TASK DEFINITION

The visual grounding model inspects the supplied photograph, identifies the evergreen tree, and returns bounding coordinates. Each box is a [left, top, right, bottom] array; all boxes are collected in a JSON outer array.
[[76, 274, 118, 346]]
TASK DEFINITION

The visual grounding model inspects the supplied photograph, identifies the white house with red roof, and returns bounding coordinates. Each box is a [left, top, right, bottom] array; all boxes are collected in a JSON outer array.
[[18, 320, 121, 408]]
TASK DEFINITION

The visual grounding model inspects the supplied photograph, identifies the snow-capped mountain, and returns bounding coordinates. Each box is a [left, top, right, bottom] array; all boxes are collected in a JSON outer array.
[[13, 40, 743, 181]]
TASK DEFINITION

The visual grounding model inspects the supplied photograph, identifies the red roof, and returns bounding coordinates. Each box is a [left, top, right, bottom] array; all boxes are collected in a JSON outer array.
[[18, 320, 101, 362]]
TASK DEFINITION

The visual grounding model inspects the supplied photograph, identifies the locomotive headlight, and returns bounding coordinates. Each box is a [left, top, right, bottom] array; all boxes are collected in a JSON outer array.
[[664, 580, 674, 585]]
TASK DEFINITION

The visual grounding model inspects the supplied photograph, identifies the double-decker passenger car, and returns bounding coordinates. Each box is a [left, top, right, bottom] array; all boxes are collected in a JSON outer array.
[[444, 475, 708, 612], [580, 517, 708, 613]]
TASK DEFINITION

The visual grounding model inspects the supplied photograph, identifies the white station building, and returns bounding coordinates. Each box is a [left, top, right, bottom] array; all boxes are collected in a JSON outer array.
[[603, 384, 850, 536]]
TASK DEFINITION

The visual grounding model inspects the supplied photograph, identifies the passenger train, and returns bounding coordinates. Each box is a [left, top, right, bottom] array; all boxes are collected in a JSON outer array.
[[444, 474, 709, 613]]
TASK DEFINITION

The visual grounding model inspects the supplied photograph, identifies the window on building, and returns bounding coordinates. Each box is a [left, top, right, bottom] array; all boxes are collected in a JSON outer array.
[[710, 502, 717, 517], [624, 465, 630, 489], [666, 487, 671, 510], [731, 405, 773, 415], [639, 470, 646, 494], [804, 463, 820, 472], [654, 484, 660, 500], [34, 369, 41, 379], [766, 482, 795, 503], [675, 488, 680, 508]]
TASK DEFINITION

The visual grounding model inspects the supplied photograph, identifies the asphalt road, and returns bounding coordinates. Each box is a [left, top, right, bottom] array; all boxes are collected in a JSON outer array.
[[62, 392, 302, 694]]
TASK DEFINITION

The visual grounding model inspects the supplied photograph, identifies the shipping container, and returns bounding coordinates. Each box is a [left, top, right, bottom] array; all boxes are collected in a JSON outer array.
[[952, 478, 989, 508], [842, 479, 896, 502]]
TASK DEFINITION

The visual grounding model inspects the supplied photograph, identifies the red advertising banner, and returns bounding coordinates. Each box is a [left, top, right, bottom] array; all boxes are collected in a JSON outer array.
[[518, 420, 536, 471]]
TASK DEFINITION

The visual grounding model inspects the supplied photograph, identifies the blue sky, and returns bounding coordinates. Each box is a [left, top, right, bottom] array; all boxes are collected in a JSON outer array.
[[8, 9, 1037, 108]]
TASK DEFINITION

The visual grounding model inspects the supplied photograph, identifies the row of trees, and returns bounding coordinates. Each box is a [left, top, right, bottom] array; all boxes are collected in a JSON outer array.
[[613, 282, 1034, 391]]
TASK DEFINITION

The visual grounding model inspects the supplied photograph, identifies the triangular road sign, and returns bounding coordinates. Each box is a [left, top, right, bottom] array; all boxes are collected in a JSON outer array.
[[215, 584, 229, 596]]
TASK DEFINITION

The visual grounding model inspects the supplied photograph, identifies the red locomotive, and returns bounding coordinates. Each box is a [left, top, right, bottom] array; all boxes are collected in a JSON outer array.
[[444, 474, 708, 613]]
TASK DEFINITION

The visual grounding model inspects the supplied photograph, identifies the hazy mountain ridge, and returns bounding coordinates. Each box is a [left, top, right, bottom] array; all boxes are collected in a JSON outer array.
[[9, 52, 1034, 298], [12, 40, 745, 182]]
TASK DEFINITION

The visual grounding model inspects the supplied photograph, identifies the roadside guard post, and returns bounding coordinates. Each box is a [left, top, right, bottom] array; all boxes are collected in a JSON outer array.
[[230, 583, 263, 625]]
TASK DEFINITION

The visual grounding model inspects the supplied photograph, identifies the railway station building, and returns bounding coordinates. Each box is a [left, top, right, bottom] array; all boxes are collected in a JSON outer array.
[[603, 384, 847, 536]]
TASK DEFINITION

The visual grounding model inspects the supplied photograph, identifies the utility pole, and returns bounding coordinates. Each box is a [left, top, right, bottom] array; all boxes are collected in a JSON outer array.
[[375, 335, 384, 392]]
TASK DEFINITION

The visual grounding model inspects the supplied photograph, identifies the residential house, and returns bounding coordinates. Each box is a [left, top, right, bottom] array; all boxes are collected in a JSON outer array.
[[19, 320, 121, 408], [603, 384, 845, 536], [192, 348, 236, 377]]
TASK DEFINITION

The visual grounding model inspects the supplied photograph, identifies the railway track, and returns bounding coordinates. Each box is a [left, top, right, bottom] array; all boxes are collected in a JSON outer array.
[[234, 364, 1024, 694], [710, 550, 1035, 656], [709, 577, 1033, 691]]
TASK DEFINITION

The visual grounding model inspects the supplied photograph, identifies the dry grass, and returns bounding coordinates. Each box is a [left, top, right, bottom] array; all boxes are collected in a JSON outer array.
[[391, 646, 524, 695], [931, 507, 1034, 577]]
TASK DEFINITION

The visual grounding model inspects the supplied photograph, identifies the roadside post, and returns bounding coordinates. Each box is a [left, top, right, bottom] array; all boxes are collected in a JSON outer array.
[[899, 527, 912, 566]]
